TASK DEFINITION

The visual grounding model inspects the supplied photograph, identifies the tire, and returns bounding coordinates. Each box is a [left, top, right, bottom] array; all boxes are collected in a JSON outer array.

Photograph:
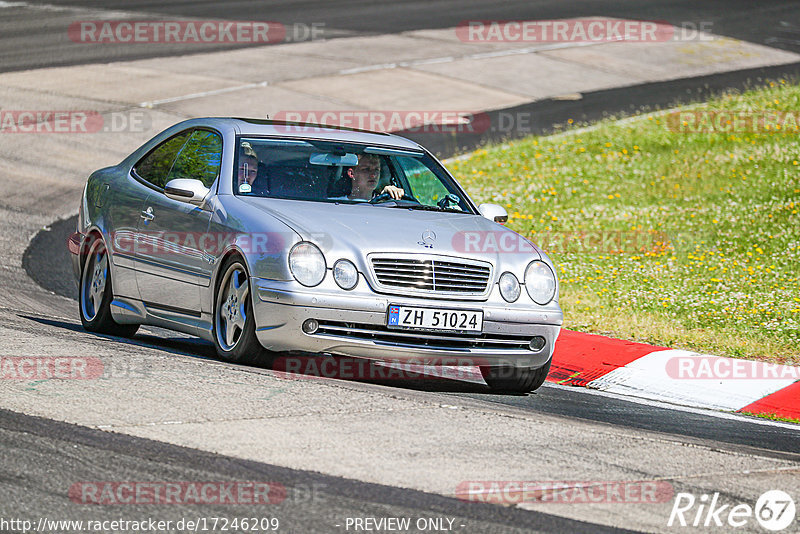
[[79, 235, 139, 337], [212, 255, 267, 365], [480, 358, 551, 393]]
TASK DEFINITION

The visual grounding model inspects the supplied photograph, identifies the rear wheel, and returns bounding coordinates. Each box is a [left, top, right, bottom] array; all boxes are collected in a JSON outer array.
[[79, 236, 139, 337], [212, 255, 267, 365], [480, 358, 551, 393]]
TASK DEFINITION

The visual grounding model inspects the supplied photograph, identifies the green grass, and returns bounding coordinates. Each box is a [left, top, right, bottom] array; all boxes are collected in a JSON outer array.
[[740, 411, 800, 424], [450, 79, 800, 364]]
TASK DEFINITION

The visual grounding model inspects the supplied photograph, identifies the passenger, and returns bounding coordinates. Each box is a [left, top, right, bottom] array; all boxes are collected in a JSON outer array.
[[237, 141, 262, 194], [346, 154, 404, 201]]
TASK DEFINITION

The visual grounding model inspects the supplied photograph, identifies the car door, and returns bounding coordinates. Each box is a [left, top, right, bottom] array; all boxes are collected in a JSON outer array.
[[135, 129, 222, 315], [112, 130, 193, 300], [106, 172, 154, 301]]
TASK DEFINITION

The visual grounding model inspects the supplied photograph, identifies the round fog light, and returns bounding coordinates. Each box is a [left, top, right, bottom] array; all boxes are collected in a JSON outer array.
[[529, 336, 546, 352], [302, 319, 319, 334]]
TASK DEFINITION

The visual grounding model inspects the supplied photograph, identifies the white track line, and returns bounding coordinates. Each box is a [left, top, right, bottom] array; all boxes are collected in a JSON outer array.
[[336, 37, 629, 76], [0, 1, 158, 18], [139, 81, 269, 108]]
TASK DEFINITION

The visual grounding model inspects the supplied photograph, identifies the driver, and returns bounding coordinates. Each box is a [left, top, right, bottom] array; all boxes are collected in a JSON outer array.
[[347, 154, 404, 201]]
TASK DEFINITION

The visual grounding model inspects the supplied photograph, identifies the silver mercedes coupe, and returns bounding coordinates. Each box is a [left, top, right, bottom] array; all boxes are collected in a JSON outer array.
[[69, 118, 562, 392]]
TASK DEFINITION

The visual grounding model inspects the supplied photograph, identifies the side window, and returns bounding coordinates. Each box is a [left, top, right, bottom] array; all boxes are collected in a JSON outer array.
[[396, 156, 449, 205], [133, 131, 192, 189], [167, 130, 223, 188]]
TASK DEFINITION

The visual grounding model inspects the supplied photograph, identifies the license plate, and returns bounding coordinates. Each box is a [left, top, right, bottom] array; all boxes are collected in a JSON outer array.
[[387, 305, 483, 332]]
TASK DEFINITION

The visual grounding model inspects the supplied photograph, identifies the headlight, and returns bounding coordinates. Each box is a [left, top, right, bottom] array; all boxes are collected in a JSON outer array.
[[289, 242, 326, 287], [498, 272, 520, 302], [333, 259, 358, 290], [524, 260, 556, 304]]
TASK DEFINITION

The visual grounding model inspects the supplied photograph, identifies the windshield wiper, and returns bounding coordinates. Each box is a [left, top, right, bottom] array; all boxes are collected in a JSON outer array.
[[390, 204, 464, 213]]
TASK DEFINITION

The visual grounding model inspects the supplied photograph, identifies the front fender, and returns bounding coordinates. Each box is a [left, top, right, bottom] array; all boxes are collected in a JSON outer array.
[[203, 195, 302, 314]]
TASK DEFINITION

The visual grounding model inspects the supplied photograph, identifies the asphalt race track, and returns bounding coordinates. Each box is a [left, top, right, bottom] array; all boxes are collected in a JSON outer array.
[[4, 1, 800, 533], [22, 217, 800, 461], [3, 0, 800, 71], [2, 409, 634, 534]]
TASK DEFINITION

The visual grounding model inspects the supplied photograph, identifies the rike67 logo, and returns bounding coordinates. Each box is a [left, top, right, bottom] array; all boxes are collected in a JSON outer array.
[[668, 490, 795, 531]]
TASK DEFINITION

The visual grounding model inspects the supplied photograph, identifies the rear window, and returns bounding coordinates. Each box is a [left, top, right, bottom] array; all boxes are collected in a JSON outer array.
[[133, 130, 192, 189], [167, 130, 222, 188]]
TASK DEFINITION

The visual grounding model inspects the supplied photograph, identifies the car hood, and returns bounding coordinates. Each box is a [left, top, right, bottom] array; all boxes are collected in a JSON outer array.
[[240, 197, 542, 264]]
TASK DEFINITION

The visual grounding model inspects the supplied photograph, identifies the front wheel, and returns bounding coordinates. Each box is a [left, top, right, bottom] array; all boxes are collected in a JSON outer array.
[[480, 359, 551, 393], [212, 255, 267, 365], [79, 236, 139, 337]]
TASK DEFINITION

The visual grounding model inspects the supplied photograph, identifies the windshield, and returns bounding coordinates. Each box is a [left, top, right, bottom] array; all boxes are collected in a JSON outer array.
[[233, 137, 474, 213]]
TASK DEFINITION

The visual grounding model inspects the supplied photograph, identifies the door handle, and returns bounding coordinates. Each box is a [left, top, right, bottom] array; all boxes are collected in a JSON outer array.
[[140, 207, 155, 221]]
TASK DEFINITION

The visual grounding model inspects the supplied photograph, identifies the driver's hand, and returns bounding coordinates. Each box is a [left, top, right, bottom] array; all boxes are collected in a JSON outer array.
[[381, 185, 405, 200]]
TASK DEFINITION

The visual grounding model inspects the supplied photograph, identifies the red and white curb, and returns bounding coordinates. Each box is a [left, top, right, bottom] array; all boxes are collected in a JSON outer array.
[[550, 330, 800, 420]]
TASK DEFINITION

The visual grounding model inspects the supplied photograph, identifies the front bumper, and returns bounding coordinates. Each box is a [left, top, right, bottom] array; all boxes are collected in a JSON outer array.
[[252, 278, 562, 369]]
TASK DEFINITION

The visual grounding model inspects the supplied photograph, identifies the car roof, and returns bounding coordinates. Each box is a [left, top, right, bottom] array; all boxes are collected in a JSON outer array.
[[205, 117, 425, 151]]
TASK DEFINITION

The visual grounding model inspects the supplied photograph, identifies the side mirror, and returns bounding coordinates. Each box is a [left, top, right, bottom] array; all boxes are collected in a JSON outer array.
[[478, 203, 508, 224], [165, 178, 210, 206]]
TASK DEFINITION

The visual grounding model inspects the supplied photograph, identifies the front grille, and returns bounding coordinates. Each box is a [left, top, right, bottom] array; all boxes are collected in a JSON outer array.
[[371, 255, 491, 295], [315, 321, 533, 352]]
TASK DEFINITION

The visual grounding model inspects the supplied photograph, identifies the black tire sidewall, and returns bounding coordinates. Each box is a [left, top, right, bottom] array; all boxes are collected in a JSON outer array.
[[79, 237, 114, 331], [79, 236, 139, 337], [212, 255, 263, 364], [481, 357, 552, 393]]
